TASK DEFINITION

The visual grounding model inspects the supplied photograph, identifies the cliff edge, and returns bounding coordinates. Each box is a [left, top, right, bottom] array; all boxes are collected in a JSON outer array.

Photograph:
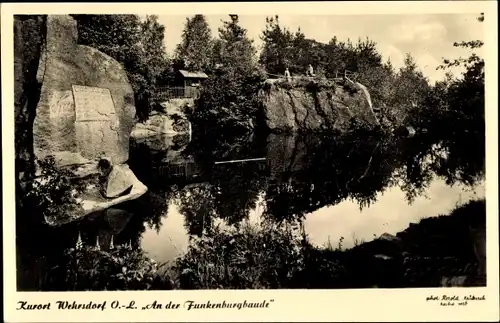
[[258, 77, 380, 132]]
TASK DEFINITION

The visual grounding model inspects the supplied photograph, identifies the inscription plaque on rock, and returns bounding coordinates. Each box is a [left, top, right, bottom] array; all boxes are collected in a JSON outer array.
[[72, 85, 116, 121], [72, 85, 121, 162]]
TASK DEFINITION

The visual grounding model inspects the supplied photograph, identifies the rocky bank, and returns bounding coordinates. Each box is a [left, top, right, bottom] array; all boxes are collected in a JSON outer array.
[[258, 77, 380, 133]]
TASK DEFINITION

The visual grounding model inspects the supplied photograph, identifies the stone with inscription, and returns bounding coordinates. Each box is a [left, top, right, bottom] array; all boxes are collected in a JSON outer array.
[[72, 85, 121, 160], [72, 85, 117, 121], [31, 15, 148, 226], [33, 15, 135, 165]]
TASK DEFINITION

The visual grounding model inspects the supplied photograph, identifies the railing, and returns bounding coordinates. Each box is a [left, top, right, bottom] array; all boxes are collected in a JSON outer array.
[[266, 69, 358, 81], [155, 161, 201, 179], [335, 69, 358, 81], [158, 86, 200, 100]]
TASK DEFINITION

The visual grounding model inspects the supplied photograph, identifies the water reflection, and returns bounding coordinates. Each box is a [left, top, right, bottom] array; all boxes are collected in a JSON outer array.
[[16, 126, 485, 289], [126, 128, 484, 262]]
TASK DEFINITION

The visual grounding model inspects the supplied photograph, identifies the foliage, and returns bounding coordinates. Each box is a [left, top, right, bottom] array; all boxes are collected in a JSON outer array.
[[259, 16, 295, 75], [171, 198, 485, 289], [174, 15, 213, 72], [56, 244, 173, 291], [192, 15, 267, 137], [172, 220, 307, 289], [71, 14, 168, 121], [410, 13, 485, 166], [387, 54, 431, 124], [23, 156, 86, 224]]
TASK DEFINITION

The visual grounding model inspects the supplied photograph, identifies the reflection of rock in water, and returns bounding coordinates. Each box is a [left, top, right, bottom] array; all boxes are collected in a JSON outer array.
[[133, 134, 190, 155], [79, 207, 134, 251], [130, 133, 200, 187], [265, 134, 323, 184]]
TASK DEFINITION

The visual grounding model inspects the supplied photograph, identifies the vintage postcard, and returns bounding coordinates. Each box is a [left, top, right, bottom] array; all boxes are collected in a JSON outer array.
[[2, 1, 499, 322]]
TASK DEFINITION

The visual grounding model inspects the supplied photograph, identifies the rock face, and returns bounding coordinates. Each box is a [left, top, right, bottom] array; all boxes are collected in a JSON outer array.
[[14, 15, 46, 182], [131, 112, 191, 138], [33, 15, 136, 165], [258, 78, 380, 132], [131, 100, 192, 138]]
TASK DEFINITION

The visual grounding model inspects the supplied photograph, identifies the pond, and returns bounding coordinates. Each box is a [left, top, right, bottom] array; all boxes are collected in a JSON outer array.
[[129, 131, 485, 264], [16, 127, 485, 290]]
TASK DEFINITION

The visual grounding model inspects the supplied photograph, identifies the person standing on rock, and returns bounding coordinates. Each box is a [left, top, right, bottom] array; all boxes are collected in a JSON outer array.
[[307, 64, 315, 77], [284, 67, 291, 82]]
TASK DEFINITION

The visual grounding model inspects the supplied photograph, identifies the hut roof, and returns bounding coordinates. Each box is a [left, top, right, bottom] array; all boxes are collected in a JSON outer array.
[[178, 70, 208, 79]]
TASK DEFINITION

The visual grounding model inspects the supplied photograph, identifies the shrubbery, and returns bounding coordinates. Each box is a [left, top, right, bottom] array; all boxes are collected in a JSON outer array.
[[53, 244, 174, 291], [23, 156, 86, 224]]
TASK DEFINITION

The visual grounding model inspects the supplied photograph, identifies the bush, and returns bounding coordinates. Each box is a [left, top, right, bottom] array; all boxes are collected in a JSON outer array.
[[172, 220, 307, 289], [55, 244, 174, 291], [23, 156, 86, 224]]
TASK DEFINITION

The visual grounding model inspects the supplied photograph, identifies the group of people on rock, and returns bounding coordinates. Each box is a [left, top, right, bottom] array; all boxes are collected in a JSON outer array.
[[284, 64, 315, 81]]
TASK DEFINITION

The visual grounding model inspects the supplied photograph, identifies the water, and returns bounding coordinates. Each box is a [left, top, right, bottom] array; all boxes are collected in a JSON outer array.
[[16, 127, 485, 290], [127, 130, 485, 264], [139, 179, 483, 264]]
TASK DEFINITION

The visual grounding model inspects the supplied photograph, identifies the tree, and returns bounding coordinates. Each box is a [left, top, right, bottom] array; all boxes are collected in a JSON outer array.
[[259, 16, 294, 75], [390, 53, 431, 119], [192, 15, 265, 136], [215, 14, 259, 75], [174, 15, 213, 72], [433, 14, 485, 134], [71, 14, 169, 121], [14, 15, 47, 210]]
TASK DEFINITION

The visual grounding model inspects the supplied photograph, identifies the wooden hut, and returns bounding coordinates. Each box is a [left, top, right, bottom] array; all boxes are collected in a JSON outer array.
[[158, 70, 208, 100], [172, 70, 208, 98]]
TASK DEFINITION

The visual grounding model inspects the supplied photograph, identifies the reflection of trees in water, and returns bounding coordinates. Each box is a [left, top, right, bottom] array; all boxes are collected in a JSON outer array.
[[173, 184, 217, 236], [176, 126, 484, 230], [211, 162, 269, 226], [127, 122, 484, 239], [263, 131, 399, 222], [170, 162, 269, 236]]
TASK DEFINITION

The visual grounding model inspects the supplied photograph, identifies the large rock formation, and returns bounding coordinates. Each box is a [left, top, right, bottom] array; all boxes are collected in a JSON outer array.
[[30, 15, 147, 226], [33, 15, 136, 165], [258, 78, 380, 133]]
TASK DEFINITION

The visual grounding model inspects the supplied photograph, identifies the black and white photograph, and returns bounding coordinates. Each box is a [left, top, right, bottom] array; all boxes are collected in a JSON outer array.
[[7, 4, 493, 296]]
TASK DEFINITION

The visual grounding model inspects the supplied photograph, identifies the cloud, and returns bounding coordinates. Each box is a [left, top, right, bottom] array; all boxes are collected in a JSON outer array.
[[388, 19, 447, 43], [413, 22, 448, 41], [379, 44, 405, 66]]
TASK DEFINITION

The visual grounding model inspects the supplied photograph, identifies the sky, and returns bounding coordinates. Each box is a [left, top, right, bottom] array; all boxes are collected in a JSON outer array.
[[156, 14, 484, 83]]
